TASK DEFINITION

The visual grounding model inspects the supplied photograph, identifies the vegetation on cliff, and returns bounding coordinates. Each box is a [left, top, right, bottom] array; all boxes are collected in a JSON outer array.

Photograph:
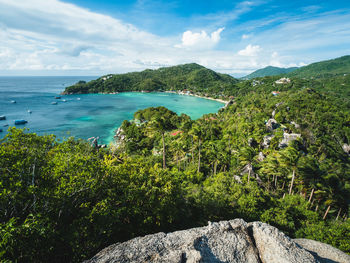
[[63, 63, 238, 98]]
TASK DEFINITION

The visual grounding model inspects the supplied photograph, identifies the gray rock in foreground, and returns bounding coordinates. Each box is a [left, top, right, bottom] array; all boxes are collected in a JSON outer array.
[[294, 238, 350, 263], [84, 219, 348, 263]]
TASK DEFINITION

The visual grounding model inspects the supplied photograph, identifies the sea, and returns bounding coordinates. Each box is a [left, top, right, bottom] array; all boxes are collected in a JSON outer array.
[[0, 76, 224, 144]]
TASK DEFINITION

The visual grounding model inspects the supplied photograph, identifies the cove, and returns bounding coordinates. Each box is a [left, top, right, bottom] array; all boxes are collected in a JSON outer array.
[[1, 83, 224, 144]]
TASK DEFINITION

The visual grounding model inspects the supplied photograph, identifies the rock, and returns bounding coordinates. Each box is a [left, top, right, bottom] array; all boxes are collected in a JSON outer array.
[[290, 121, 300, 129], [85, 219, 327, 263], [257, 152, 265, 162], [266, 118, 279, 132], [248, 138, 257, 147], [342, 144, 350, 155], [249, 222, 317, 263], [279, 133, 301, 148], [262, 134, 274, 149], [233, 175, 242, 183], [294, 238, 350, 263]]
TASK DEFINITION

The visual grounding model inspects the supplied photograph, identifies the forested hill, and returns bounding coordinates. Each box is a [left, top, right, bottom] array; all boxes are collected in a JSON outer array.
[[287, 55, 350, 78], [243, 66, 298, 79], [63, 63, 238, 95]]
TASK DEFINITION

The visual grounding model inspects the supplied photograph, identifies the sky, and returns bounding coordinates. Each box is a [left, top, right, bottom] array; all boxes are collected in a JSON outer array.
[[0, 0, 350, 77]]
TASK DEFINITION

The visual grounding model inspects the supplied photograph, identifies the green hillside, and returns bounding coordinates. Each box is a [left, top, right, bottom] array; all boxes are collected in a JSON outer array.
[[2, 59, 350, 262], [288, 55, 350, 78], [243, 66, 298, 79], [64, 63, 238, 96]]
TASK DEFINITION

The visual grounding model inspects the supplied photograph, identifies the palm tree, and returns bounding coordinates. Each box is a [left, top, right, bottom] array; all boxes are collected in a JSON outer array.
[[239, 146, 256, 183], [278, 146, 301, 195], [150, 116, 171, 169], [189, 123, 205, 173]]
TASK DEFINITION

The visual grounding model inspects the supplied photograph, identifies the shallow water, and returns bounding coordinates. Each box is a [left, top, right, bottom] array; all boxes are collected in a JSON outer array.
[[0, 77, 224, 144]]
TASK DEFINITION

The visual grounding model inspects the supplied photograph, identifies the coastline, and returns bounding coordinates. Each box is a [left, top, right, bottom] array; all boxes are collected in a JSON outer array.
[[163, 90, 229, 104]]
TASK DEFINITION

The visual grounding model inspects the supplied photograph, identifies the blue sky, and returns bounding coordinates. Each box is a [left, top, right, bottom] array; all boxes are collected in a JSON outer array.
[[0, 0, 350, 76]]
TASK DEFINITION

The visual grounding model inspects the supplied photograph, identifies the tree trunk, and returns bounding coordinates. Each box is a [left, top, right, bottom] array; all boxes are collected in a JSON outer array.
[[162, 133, 166, 169], [336, 208, 342, 220], [275, 174, 278, 188], [191, 136, 194, 164], [323, 205, 331, 220], [308, 188, 314, 203], [176, 152, 179, 170], [289, 169, 295, 195], [281, 181, 285, 191], [214, 160, 218, 175], [248, 168, 250, 184], [197, 140, 201, 173]]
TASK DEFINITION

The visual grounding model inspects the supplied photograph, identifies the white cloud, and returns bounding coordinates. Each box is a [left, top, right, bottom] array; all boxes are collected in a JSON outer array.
[[238, 44, 262, 56], [241, 34, 251, 39], [175, 28, 224, 49]]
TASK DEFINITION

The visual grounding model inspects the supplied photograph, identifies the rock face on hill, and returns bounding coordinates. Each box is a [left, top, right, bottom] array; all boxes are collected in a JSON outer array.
[[84, 218, 350, 263]]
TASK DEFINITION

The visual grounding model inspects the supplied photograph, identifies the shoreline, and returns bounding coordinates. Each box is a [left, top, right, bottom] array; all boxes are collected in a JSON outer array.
[[163, 90, 228, 104], [64, 90, 229, 105]]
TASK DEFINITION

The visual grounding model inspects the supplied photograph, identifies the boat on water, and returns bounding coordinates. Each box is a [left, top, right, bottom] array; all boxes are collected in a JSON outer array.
[[0, 115, 6, 120], [55, 96, 61, 99], [11, 100, 16, 104], [15, 120, 28, 125], [62, 99, 67, 102], [51, 102, 58, 105], [77, 98, 81, 100], [0, 129, 2, 132], [28, 110, 32, 114]]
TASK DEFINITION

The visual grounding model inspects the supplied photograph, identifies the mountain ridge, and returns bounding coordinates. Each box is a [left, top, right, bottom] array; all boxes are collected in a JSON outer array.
[[243, 66, 298, 79], [63, 63, 238, 95]]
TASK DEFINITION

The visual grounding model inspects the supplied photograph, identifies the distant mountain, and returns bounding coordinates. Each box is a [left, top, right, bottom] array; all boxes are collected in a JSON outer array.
[[287, 55, 350, 78], [64, 63, 238, 95], [243, 66, 298, 79]]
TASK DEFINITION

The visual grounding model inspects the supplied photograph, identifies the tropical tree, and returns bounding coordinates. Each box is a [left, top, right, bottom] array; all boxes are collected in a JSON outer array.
[[278, 146, 302, 195]]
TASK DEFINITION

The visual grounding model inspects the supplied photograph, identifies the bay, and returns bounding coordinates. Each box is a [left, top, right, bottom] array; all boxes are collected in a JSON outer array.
[[0, 76, 224, 144]]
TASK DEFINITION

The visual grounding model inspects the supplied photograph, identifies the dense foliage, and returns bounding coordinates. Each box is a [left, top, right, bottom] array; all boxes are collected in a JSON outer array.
[[243, 66, 298, 79], [2, 60, 350, 262], [63, 63, 238, 97], [288, 55, 350, 78]]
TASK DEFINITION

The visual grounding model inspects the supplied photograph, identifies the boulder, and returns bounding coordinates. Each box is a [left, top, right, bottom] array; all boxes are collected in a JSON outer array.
[[249, 222, 316, 263], [342, 144, 350, 155], [84, 219, 328, 263], [266, 118, 279, 132], [294, 238, 350, 263], [279, 133, 301, 148], [257, 152, 265, 162], [262, 134, 275, 149]]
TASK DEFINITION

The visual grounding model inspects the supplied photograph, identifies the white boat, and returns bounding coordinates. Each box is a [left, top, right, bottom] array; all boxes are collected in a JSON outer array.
[[62, 99, 67, 102], [0, 115, 6, 120], [77, 98, 81, 101], [28, 110, 32, 114], [51, 102, 58, 105], [11, 100, 16, 104]]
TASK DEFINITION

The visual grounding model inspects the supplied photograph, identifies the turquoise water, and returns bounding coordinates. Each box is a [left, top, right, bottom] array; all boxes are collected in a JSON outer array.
[[0, 77, 224, 144]]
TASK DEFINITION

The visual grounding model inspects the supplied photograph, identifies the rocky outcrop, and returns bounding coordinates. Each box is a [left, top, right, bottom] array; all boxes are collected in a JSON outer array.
[[262, 134, 274, 149], [279, 132, 301, 148], [84, 219, 348, 263], [342, 144, 350, 155], [294, 238, 350, 263], [266, 118, 279, 132]]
